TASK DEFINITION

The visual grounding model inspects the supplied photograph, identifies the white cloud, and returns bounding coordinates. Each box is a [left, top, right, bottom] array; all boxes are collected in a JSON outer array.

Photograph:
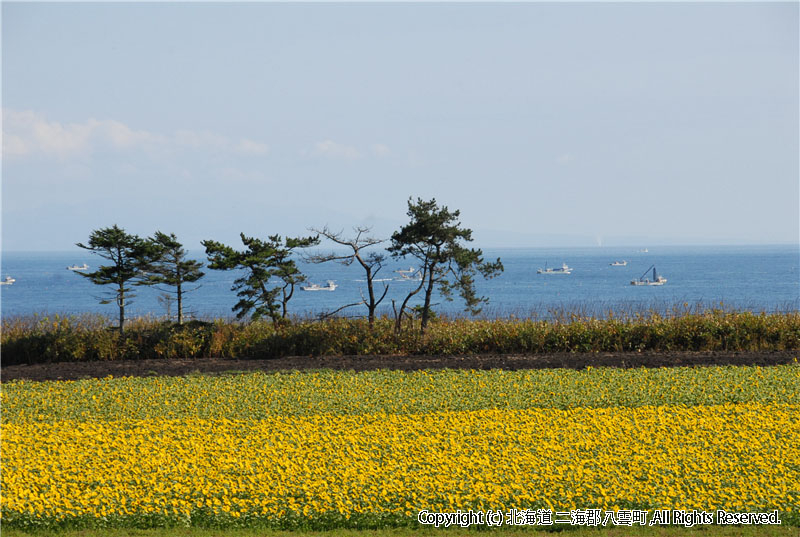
[[236, 138, 270, 155], [370, 143, 391, 157], [2, 134, 29, 157], [557, 153, 575, 165], [2, 109, 163, 158], [4, 109, 89, 157], [2, 109, 269, 160], [97, 119, 164, 149], [313, 139, 362, 160]]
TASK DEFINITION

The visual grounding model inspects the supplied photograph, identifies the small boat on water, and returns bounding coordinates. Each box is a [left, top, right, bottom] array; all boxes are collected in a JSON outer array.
[[398, 271, 422, 281], [631, 265, 667, 286], [0, 276, 16, 285], [394, 267, 416, 274], [638, 248, 649, 253], [301, 280, 337, 292], [537, 262, 572, 274], [67, 263, 89, 271], [609, 260, 627, 266]]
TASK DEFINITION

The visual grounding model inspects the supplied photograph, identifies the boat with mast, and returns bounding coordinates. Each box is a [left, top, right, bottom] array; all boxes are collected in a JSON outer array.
[[631, 265, 667, 286]]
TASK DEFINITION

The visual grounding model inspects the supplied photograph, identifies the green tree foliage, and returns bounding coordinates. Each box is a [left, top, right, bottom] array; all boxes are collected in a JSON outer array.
[[146, 231, 205, 325], [202, 233, 319, 322], [75, 225, 155, 334], [388, 198, 503, 333]]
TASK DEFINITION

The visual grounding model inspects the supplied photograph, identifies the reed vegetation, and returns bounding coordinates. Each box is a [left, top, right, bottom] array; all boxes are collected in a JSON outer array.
[[2, 308, 798, 365]]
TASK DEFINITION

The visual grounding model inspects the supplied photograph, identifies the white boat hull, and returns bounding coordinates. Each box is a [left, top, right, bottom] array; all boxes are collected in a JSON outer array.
[[537, 263, 572, 274], [301, 281, 338, 292]]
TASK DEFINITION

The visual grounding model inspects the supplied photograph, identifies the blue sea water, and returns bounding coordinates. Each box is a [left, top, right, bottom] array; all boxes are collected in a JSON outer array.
[[1, 245, 798, 321]]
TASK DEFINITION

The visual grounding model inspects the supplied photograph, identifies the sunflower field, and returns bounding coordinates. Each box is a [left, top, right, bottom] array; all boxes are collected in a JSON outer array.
[[2, 364, 800, 530]]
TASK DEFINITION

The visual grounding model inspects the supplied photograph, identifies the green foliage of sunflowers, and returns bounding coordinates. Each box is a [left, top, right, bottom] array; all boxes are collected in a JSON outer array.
[[2, 364, 800, 530]]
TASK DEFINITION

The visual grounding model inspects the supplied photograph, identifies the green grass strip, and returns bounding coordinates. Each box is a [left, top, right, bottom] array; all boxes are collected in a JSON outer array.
[[2, 513, 799, 535]]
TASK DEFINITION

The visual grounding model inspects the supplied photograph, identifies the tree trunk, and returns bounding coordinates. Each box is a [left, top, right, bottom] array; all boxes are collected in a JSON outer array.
[[177, 282, 183, 325], [395, 277, 425, 334], [117, 290, 125, 335], [282, 283, 294, 320], [116, 247, 124, 334], [177, 263, 183, 325], [395, 293, 415, 334], [420, 271, 436, 334], [365, 266, 376, 326]]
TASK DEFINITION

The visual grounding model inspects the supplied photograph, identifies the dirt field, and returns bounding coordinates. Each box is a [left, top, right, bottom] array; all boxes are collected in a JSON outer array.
[[2, 350, 797, 382]]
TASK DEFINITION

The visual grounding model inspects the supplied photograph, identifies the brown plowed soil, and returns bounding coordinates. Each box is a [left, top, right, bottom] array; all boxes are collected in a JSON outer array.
[[2, 350, 797, 382]]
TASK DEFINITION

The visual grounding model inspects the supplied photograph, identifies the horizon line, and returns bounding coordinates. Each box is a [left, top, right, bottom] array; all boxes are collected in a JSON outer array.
[[2, 241, 799, 255]]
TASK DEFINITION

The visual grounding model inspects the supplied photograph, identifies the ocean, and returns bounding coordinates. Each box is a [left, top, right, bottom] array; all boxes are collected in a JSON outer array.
[[1, 245, 798, 321]]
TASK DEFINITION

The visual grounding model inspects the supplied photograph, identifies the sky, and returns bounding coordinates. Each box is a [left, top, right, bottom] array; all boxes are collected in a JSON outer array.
[[2, 2, 798, 251]]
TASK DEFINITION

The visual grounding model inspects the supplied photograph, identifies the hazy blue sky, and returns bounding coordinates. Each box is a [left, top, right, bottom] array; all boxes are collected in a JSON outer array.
[[2, 2, 798, 251]]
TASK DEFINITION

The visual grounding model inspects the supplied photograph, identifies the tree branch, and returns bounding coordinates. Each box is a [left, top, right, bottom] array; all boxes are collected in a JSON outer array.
[[316, 301, 364, 321]]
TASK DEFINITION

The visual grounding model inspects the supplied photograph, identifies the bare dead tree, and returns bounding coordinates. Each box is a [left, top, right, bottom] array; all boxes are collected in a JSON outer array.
[[307, 226, 390, 325]]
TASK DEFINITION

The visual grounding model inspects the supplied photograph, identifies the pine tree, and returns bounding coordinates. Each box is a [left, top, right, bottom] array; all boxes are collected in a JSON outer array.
[[146, 231, 205, 325], [388, 198, 503, 333], [203, 233, 319, 322], [75, 225, 155, 334]]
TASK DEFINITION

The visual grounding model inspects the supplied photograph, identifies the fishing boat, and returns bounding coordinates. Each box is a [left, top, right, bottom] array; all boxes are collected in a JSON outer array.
[[537, 262, 572, 274], [394, 267, 417, 274], [301, 280, 337, 292], [398, 271, 422, 281], [609, 260, 627, 266], [0, 276, 16, 285], [631, 265, 667, 286], [67, 263, 89, 271]]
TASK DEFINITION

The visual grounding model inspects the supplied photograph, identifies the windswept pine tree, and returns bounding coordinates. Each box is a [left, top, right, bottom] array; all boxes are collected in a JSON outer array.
[[145, 231, 205, 325], [203, 233, 319, 323], [75, 225, 155, 334], [389, 198, 504, 334]]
